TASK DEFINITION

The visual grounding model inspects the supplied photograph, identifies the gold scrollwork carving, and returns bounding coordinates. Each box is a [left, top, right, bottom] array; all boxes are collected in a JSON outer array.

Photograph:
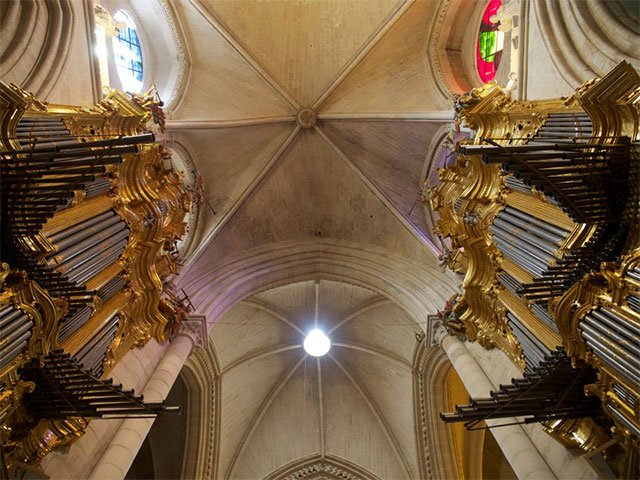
[[1, 84, 192, 466]]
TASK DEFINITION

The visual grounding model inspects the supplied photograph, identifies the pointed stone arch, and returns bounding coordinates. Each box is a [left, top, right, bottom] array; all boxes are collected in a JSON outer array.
[[264, 453, 381, 480]]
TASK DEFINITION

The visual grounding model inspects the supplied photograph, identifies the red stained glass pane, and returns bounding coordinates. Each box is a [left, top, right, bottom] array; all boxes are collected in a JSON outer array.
[[477, 0, 503, 83]]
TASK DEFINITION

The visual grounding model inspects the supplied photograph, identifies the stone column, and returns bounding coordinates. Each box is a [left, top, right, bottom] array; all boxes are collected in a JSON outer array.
[[437, 327, 557, 480], [88, 317, 207, 480], [40, 339, 168, 479]]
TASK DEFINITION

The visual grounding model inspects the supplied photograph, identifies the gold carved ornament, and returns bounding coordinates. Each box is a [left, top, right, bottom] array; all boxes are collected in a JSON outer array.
[[554, 250, 640, 450], [0, 84, 192, 465], [433, 63, 640, 457]]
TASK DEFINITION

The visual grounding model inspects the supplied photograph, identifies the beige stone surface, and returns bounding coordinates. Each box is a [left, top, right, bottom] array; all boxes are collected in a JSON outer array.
[[1, 0, 98, 105], [171, 0, 295, 120], [211, 279, 422, 479], [320, 0, 450, 113], [322, 120, 443, 238], [169, 123, 295, 249], [201, 0, 403, 106], [199, 128, 435, 264]]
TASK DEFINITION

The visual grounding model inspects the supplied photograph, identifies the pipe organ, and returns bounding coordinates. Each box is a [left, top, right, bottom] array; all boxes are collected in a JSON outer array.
[[0, 82, 193, 467], [432, 61, 639, 478]]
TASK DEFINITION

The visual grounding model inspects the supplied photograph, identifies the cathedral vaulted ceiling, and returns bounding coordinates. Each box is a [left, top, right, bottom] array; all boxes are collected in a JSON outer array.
[[211, 280, 423, 479], [167, 0, 453, 264], [167, 1, 459, 477]]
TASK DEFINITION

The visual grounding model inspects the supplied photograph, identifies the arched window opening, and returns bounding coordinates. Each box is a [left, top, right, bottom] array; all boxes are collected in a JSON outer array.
[[113, 10, 144, 93], [477, 0, 504, 83]]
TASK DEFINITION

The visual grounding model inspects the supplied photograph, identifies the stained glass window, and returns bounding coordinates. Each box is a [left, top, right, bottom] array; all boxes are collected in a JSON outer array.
[[113, 10, 143, 93], [477, 0, 504, 83]]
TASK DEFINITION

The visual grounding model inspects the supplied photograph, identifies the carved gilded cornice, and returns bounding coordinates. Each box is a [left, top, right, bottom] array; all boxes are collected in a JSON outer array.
[[577, 60, 640, 143], [1, 84, 192, 466], [430, 143, 521, 359], [110, 144, 190, 349], [432, 81, 604, 366], [554, 250, 640, 446]]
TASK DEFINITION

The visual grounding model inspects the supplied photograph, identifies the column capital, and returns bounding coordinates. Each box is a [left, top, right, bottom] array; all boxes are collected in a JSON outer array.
[[174, 315, 208, 349], [426, 314, 448, 347]]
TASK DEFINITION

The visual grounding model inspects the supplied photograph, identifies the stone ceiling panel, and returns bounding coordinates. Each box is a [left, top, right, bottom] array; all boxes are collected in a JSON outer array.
[[218, 349, 304, 479], [210, 280, 424, 480], [323, 357, 409, 479], [232, 359, 321, 479], [203, 129, 436, 266], [210, 303, 301, 371], [321, 119, 443, 240], [332, 300, 418, 365], [171, 123, 294, 248], [319, 0, 450, 114], [172, 1, 295, 120], [251, 280, 379, 334], [335, 347, 419, 478], [202, 0, 404, 106]]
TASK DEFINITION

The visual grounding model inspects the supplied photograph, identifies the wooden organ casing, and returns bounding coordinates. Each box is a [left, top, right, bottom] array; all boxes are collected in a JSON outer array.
[[432, 61, 639, 478], [0, 82, 192, 466]]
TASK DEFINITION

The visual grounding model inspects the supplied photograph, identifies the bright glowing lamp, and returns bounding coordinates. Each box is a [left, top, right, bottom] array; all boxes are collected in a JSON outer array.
[[303, 329, 331, 357]]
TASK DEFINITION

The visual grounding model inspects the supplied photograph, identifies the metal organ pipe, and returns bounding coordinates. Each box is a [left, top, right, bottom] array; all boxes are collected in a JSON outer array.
[[0, 307, 33, 369], [69, 250, 126, 286], [48, 211, 116, 244], [498, 273, 522, 296], [581, 324, 640, 368], [65, 246, 126, 285], [497, 210, 565, 245], [505, 175, 533, 195], [97, 277, 127, 303], [51, 227, 127, 272], [627, 295, 640, 313], [628, 267, 640, 282], [607, 405, 640, 438], [613, 383, 638, 408], [490, 224, 555, 264], [59, 307, 93, 343], [493, 237, 546, 277], [506, 312, 552, 371], [503, 207, 569, 238], [530, 304, 558, 333], [591, 309, 640, 339], [0, 308, 24, 329], [74, 314, 119, 377], [490, 206, 571, 310], [50, 215, 123, 253], [492, 218, 559, 256], [581, 309, 640, 386], [582, 317, 640, 357], [55, 232, 129, 274]]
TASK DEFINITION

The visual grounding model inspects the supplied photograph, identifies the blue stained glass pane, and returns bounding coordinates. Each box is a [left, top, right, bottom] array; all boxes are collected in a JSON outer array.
[[113, 12, 144, 93]]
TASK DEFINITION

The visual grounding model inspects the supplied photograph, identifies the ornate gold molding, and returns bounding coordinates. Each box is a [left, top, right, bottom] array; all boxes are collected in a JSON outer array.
[[432, 63, 640, 461], [555, 250, 640, 447], [1, 83, 192, 466]]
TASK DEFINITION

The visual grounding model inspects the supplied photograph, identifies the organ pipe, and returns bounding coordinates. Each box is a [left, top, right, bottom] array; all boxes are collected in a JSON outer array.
[[0, 81, 193, 467], [430, 61, 640, 471]]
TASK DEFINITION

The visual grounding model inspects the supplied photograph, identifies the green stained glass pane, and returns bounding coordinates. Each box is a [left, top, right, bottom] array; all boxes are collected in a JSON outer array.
[[479, 31, 497, 63]]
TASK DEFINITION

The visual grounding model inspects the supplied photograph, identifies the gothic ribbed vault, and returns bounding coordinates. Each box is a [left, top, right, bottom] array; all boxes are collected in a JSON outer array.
[[167, 1, 460, 478], [210, 279, 423, 480]]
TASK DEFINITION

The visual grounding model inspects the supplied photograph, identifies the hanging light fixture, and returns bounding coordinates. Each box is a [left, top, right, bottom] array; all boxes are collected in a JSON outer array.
[[303, 329, 331, 357]]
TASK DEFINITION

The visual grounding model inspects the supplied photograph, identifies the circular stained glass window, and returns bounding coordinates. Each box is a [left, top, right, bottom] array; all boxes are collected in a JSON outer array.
[[477, 0, 504, 83], [113, 10, 144, 93]]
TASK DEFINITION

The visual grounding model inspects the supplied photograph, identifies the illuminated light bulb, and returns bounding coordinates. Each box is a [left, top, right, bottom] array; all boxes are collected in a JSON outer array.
[[303, 329, 331, 357]]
